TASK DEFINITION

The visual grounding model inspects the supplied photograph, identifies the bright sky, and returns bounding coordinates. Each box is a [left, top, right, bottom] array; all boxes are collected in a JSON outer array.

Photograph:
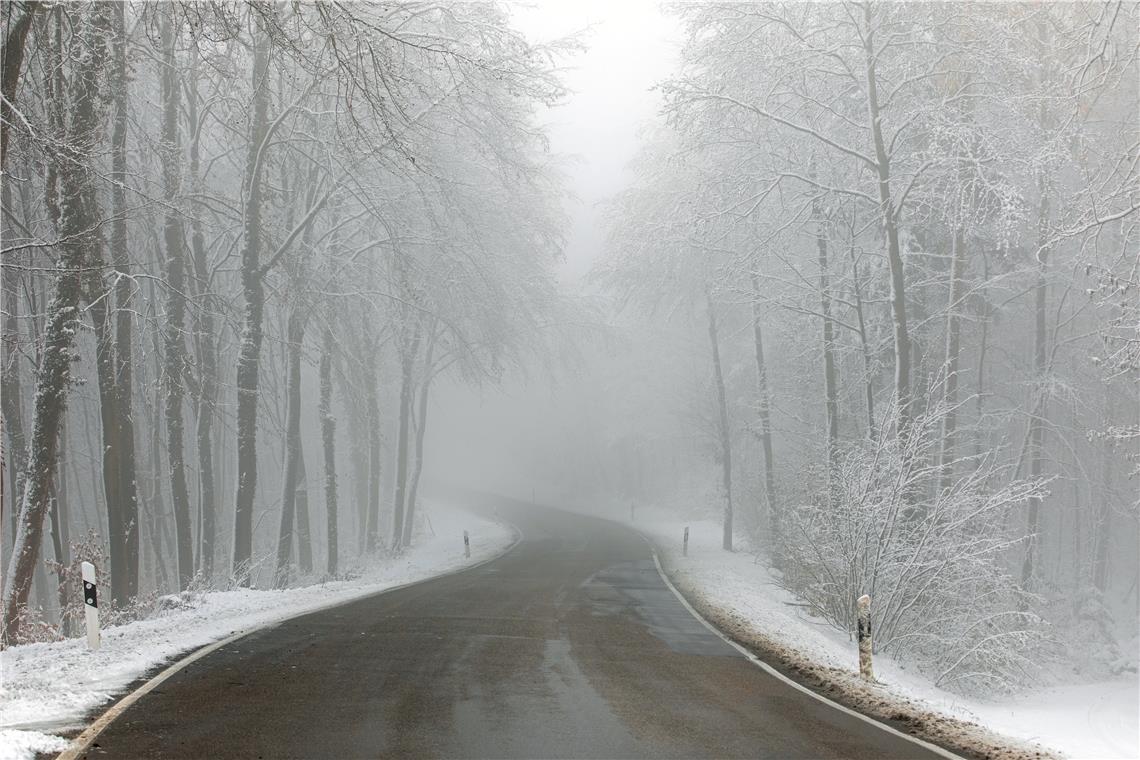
[[509, 0, 682, 281]]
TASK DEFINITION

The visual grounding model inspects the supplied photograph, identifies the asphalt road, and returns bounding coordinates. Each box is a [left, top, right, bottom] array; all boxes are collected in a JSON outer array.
[[82, 500, 945, 759]]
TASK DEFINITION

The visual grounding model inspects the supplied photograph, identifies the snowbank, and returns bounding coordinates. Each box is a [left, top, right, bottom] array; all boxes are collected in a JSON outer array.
[[634, 509, 1139, 760], [0, 502, 514, 760]]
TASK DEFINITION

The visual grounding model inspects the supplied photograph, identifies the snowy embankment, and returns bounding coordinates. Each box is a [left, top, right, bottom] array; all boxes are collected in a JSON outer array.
[[0, 502, 514, 760], [635, 510, 1139, 760]]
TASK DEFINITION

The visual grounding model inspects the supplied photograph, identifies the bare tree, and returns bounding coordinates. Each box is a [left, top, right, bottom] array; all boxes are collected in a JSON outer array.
[[3, 2, 113, 643]]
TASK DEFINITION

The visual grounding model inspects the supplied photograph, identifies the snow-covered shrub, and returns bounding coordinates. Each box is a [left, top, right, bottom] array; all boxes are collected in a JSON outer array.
[[779, 403, 1052, 695], [1044, 584, 1130, 679], [235, 550, 277, 590], [44, 531, 111, 641], [39, 532, 162, 637], [4, 604, 62, 645]]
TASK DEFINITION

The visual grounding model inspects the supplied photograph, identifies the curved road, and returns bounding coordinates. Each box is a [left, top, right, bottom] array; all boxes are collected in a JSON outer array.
[[82, 501, 945, 759]]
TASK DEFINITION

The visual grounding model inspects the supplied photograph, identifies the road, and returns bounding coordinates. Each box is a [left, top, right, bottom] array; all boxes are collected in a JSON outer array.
[[82, 501, 946, 759]]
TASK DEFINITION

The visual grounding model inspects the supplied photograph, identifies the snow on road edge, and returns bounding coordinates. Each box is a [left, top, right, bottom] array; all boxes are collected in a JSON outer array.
[[635, 511, 1139, 760], [0, 502, 514, 760]]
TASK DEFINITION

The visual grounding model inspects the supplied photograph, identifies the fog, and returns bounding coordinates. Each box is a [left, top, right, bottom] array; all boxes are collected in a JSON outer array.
[[2, 0, 1137, 707], [424, 0, 680, 497]]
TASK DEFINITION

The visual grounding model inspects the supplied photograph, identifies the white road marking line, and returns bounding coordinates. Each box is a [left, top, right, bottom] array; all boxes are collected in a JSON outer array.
[[55, 522, 522, 760], [639, 533, 965, 760]]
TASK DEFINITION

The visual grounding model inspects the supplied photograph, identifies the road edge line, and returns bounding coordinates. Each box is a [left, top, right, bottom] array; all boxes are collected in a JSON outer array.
[[55, 519, 522, 760], [639, 534, 964, 760]]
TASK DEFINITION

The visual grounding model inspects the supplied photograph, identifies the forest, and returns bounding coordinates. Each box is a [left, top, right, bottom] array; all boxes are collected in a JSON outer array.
[[565, 1, 1136, 694], [1, 1, 572, 644], [2, 0, 1138, 703]]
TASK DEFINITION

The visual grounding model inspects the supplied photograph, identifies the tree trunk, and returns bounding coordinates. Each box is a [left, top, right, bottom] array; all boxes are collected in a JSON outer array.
[[80, 402, 104, 529], [50, 429, 70, 631], [847, 245, 876, 439], [1, 191, 28, 547], [392, 322, 421, 549], [0, 1, 41, 167], [295, 448, 312, 575], [86, 246, 126, 602], [186, 41, 218, 579], [321, 328, 337, 576], [365, 353, 382, 554], [53, 422, 70, 561], [46, 4, 124, 603], [403, 325, 436, 548], [749, 274, 778, 544], [939, 228, 967, 495], [159, 8, 193, 590], [319, 328, 338, 576], [1021, 184, 1051, 592], [2, 2, 112, 643], [350, 413, 368, 555], [341, 363, 369, 556], [939, 85, 975, 495], [46, 481, 65, 593], [706, 293, 733, 552], [109, 0, 139, 602], [274, 311, 305, 586], [974, 252, 990, 464], [1093, 386, 1114, 593], [814, 205, 840, 490], [83, 1, 136, 603], [232, 28, 271, 584], [31, 542, 51, 622], [861, 3, 911, 431], [147, 375, 171, 595]]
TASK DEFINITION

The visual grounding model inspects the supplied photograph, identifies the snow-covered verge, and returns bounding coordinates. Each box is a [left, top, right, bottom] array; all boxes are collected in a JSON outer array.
[[0, 502, 514, 760], [634, 509, 1139, 760]]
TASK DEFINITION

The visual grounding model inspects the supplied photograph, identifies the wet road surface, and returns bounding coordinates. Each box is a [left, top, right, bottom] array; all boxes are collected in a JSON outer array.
[[83, 501, 945, 759]]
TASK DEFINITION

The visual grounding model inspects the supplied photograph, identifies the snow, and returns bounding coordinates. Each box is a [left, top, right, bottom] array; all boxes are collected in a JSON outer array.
[[631, 507, 1140, 760], [964, 681, 1140, 759], [0, 502, 514, 760], [5, 497, 1133, 760]]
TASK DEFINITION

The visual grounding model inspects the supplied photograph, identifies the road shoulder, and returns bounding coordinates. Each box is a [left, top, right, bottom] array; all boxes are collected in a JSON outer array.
[[1, 503, 515, 760], [639, 519, 1059, 760]]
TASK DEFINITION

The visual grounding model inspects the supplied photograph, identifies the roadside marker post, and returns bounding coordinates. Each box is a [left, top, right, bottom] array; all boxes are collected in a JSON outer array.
[[82, 561, 100, 650], [857, 594, 873, 680], [683, 526, 689, 557], [463, 530, 470, 559]]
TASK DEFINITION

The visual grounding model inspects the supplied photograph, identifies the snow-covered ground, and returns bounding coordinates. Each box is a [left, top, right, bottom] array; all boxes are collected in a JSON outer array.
[[0, 502, 514, 760], [633, 508, 1139, 760]]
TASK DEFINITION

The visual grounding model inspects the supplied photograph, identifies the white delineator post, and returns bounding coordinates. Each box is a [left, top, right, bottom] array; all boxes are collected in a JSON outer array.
[[857, 594, 872, 680], [82, 561, 100, 650], [463, 530, 470, 559], [683, 526, 690, 557]]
